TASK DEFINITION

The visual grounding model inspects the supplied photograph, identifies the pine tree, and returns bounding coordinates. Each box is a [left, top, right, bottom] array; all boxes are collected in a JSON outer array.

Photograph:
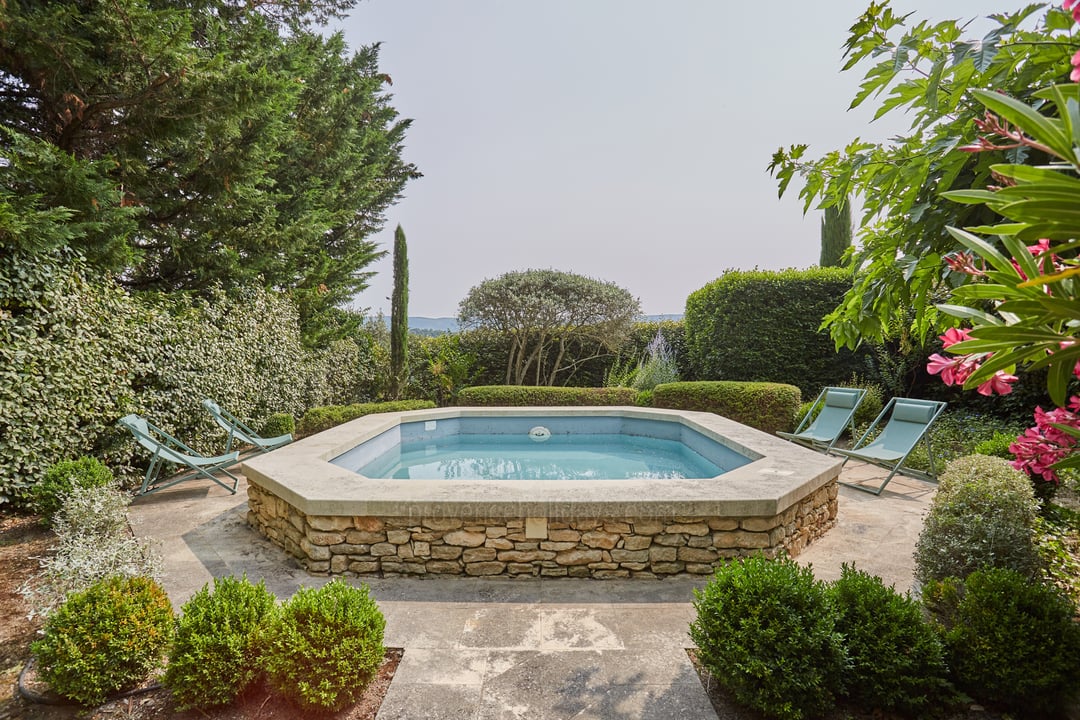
[[819, 198, 852, 268], [389, 224, 409, 398]]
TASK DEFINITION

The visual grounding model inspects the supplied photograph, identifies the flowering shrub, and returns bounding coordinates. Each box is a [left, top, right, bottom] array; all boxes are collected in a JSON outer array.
[[931, 78, 1080, 494]]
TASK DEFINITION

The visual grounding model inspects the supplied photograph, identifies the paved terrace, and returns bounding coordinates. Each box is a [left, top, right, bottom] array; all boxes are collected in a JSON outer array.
[[129, 461, 935, 720]]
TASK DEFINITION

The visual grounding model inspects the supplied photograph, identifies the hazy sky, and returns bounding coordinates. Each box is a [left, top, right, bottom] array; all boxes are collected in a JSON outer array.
[[338, 0, 994, 318]]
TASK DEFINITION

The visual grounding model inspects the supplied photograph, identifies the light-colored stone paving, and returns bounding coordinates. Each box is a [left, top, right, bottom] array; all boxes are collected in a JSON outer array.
[[129, 460, 935, 720]]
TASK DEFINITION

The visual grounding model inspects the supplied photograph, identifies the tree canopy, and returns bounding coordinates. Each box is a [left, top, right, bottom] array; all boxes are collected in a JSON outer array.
[[458, 269, 641, 386], [0, 0, 418, 339], [768, 1, 1075, 349]]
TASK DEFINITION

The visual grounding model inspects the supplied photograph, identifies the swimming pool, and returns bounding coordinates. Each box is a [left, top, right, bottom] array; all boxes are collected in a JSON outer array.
[[332, 415, 751, 480], [243, 406, 843, 579]]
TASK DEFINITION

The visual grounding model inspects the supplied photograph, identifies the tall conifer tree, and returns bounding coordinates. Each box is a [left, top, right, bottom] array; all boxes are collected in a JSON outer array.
[[390, 224, 409, 398], [819, 199, 852, 268]]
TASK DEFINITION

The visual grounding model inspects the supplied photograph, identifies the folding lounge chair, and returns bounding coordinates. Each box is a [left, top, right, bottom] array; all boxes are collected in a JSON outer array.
[[118, 414, 240, 496], [831, 397, 947, 495], [202, 399, 292, 458], [777, 386, 866, 452]]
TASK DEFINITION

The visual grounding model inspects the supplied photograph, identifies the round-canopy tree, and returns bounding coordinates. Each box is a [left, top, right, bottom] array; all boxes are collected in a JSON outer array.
[[458, 269, 640, 386]]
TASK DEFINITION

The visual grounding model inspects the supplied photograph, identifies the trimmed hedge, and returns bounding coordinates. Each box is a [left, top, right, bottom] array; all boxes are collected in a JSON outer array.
[[652, 381, 800, 435], [684, 267, 870, 395], [457, 385, 638, 407], [296, 400, 436, 437]]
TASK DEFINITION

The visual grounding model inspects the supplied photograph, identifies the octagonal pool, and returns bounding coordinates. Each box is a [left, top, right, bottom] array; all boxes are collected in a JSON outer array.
[[242, 406, 843, 579]]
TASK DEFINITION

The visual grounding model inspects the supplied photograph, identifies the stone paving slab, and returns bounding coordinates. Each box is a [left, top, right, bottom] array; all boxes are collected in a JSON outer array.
[[128, 460, 936, 720]]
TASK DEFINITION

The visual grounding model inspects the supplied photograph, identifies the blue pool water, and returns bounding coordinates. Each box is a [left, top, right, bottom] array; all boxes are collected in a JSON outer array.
[[331, 416, 750, 480]]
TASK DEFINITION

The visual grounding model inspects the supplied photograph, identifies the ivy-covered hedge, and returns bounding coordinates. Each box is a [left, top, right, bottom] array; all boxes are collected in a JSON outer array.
[[652, 381, 800, 435], [684, 268, 870, 395], [296, 400, 436, 437], [457, 385, 638, 406], [0, 254, 377, 505]]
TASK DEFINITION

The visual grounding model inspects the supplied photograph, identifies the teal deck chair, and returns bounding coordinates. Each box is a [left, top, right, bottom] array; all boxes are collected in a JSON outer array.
[[202, 399, 292, 458], [831, 398, 947, 495], [118, 414, 240, 496], [777, 387, 866, 452]]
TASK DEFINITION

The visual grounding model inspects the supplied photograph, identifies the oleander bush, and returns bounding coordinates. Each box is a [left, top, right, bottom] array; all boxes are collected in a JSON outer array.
[[296, 399, 436, 436], [690, 556, 845, 720], [165, 576, 278, 711], [914, 454, 1041, 586], [31, 456, 114, 526], [457, 385, 637, 407], [651, 381, 801, 435], [829, 565, 953, 715], [258, 580, 385, 712], [924, 568, 1080, 716], [32, 576, 174, 706]]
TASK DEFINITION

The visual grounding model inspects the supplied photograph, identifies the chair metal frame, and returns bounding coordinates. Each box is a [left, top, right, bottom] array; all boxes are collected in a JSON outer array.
[[778, 386, 867, 453], [831, 397, 947, 495], [118, 414, 240, 496], [202, 399, 293, 458]]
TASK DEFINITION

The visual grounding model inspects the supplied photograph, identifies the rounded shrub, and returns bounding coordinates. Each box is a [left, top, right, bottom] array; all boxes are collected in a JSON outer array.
[[164, 575, 278, 711], [924, 568, 1080, 716], [258, 413, 295, 439], [258, 580, 385, 712], [31, 456, 114, 526], [31, 575, 173, 706], [828, 565, 952, 715], [914, 454, 1041, 586], [690, 555, 845, 720]]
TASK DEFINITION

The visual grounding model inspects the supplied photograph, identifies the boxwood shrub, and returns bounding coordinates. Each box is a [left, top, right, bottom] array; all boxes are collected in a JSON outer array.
[[457, 385, 637, 407], [31, 456, 115, 527], [829, 565, 953, 715], [165, 575, 278, 711], [651, 381, 800, 435], [924, 568, 1080, 716], [258, 580, 385, 712], [690, 555, 845, 720], [296, 400, 436, 437], [32, 575, 174, 707]]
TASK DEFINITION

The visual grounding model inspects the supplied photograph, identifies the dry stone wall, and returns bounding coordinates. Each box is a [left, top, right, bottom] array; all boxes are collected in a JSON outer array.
[[247, 480, 837, 578]]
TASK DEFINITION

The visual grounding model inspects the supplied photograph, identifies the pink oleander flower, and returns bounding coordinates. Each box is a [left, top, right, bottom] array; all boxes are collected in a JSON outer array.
[[939, 327, 972, 349], [926, 353, 977, 386], [1068, 0, 1080, 23], [976, 370, 1018, 396], [944, 251, 986, 276]]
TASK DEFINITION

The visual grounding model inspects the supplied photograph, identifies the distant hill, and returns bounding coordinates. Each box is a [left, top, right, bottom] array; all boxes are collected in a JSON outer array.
[[394, 314, 683, 334]]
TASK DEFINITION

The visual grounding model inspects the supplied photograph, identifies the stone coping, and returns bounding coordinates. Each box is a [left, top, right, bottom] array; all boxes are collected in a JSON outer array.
[[242, 406, 843, 519]]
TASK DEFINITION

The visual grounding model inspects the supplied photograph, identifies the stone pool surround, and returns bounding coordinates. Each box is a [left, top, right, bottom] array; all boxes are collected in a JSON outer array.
[[243, 406, 844, 578]]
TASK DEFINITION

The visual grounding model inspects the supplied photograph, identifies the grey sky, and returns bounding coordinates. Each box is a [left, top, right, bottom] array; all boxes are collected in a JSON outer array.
[[339, 1, 994, 318]]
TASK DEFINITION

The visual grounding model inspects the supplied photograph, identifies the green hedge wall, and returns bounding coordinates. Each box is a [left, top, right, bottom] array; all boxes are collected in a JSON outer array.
[[296, 400, 436, 437], [0, 253, 377, 505], [684, 268, 870, 395], [651, 381, 801, 435], [457, 386, 638, 406]]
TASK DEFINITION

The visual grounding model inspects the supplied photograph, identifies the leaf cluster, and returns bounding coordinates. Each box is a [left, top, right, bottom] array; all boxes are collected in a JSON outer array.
[[769, 2, 1075, 348]]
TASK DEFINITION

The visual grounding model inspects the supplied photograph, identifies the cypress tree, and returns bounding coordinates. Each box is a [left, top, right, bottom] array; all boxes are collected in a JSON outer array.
[[819, 198, 852, 268], [390, 224, 409, 398]]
